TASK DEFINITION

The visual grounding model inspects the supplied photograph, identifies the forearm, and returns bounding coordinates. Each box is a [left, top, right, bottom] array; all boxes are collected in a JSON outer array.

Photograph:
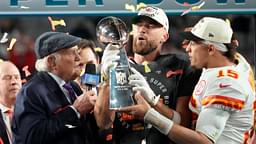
[[154, 96, 192, 127], [144, 108, 212, 144], [94, 82, 115, 129], [154, 100, 181, 124], [175, 96, 192, 127], [154, 101, 175, 120], [94, 104, 115, 129], [169, 124, 212, 144]]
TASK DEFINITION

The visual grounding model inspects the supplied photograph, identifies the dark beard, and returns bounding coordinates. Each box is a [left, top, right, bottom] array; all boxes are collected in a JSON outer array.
[[133, 40, 157, 56]]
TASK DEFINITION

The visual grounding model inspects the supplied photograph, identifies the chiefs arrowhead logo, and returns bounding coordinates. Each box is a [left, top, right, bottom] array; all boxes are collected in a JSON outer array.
[[166, 69, 183, 78], [219, 83, 231, 88]]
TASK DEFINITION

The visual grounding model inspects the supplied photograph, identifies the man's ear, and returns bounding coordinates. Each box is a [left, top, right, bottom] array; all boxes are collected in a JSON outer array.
[[161, 32, 169, 43], [208, 44, 216, 55], [47, 55, 57, 69]]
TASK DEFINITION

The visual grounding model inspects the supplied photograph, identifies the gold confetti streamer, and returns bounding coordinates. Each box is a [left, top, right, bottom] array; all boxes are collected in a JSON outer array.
[[7, 38, 17, 51], [125, 3, 147, 12], [191, 1, 205, 10], [136, 2, 147, 10], [181, 1, 205, 16], [48, 17, 66, 31], [125, 4, 136, 12], [142, 61, 151, 73]]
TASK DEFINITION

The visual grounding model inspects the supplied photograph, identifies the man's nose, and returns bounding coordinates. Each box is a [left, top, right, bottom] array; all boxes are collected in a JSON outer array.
[[185, 42, 192, 52]]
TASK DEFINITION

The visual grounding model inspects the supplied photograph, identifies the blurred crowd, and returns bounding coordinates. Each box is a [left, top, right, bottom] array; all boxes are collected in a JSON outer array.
[[0, 15, 255, 80]]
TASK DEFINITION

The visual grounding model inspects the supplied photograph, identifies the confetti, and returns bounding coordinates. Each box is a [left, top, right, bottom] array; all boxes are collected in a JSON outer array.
[[0, 32, 8, 43], [94, 47, 103, 52], [125, 4, 136, 12], [20, 6, 30, 9], [48, 17, 66, 31], [125, 3, 146, 12], [22, 65, 32, 77], [181, 9, 192, 16], [191, 1, 205, 10], [7, 38, 17, 51], [181, 1, 205, 16], [136, 3, 147, 10], [142, 61, 151, 73]]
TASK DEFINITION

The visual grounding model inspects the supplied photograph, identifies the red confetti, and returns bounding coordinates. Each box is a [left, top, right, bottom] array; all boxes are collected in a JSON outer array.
[[22, 65, 31, 77]]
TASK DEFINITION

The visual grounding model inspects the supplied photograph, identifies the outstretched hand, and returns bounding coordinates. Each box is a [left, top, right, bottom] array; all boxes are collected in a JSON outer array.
[[101, 44, 120, 80], [129, 67, 160, 106], [118, 92, 151, 120]]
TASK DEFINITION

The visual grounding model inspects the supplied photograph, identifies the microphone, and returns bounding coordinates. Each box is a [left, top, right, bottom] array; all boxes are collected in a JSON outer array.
[[81, 64, 100, 91]]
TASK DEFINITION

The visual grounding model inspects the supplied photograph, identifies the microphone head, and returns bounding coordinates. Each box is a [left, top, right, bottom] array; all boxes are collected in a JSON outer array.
[[81, 64, 100, 86], [85, 64, 96, 74]]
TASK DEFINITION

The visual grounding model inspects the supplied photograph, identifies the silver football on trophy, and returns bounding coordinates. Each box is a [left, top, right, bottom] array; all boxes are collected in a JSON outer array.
[[96, 16, 129, 47]]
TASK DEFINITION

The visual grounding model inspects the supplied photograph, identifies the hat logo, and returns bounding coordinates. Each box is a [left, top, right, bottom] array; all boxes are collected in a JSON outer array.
[[145, 7, 155, 13], [208, 33, 214, 37]]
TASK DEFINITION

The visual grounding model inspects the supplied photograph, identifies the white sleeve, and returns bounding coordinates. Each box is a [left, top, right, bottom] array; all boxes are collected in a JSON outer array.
[[196, 107, 230, 143]]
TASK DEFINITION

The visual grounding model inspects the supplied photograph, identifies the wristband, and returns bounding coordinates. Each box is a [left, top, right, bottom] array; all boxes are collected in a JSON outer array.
[[144, 108, 173, 135], [172, 110, 181, 124]]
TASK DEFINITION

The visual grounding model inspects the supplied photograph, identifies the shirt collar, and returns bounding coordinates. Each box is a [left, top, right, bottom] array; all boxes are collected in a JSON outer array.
[[0, 103, 12, 113], [47, 72, 66, 88]]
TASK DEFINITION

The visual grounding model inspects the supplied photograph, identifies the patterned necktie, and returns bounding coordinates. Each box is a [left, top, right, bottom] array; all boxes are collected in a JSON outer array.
[[63, 83, 77, 103]]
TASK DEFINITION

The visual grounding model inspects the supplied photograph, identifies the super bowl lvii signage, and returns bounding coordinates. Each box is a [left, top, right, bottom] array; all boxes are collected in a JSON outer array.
[[0, 0, 255, 15]]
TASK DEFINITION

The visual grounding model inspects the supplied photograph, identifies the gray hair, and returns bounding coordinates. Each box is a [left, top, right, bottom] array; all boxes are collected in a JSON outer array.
[[35, 57, 49, 72], [35, 52, 60, 72]]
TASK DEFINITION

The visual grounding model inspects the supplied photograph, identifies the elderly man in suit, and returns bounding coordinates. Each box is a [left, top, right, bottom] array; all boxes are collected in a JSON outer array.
[[0, 61, 21, 144], [12, 32, 97, 144]]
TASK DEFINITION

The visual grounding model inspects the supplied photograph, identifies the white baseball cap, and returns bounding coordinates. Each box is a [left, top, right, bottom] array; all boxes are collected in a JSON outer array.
[[132, 6, 169, 32], [182, 17, 233, 44]]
